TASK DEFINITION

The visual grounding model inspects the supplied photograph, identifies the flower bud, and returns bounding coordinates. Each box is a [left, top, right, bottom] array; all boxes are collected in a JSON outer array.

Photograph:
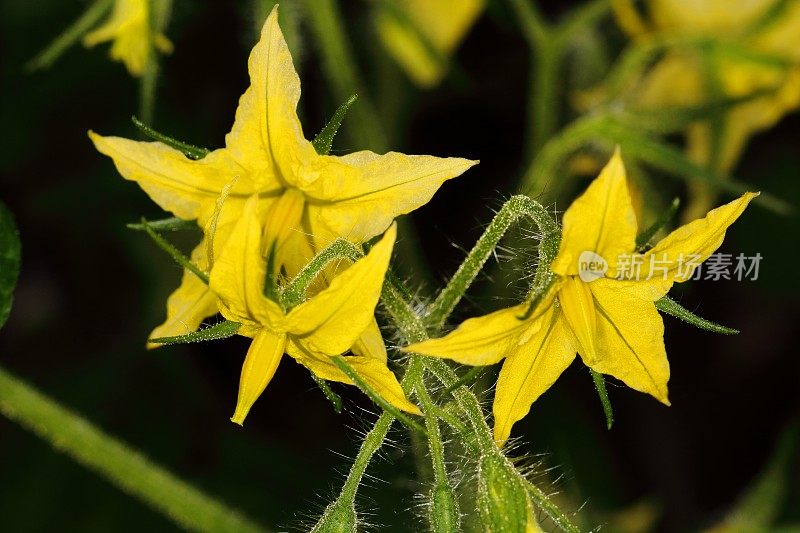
[[311, 501, 357, 533], [477, 453, 530, 533], [429, 482, 460, 532]]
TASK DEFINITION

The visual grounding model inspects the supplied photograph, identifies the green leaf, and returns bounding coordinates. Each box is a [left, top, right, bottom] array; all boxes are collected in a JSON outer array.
[[636, 197, 680, 251], [26, 0, 113, 71], [656, 296, 739, 335], [148, 320, 241, 345], [127, 217, 198, 232], [590, 369, 614, 429], [139, 218, 209, 285], [312, 94, 358, 155], [131, 116, 210, 160], [0, 201, 21, 330]]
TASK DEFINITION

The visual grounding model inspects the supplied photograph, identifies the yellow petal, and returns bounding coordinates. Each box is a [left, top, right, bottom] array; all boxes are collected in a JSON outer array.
[[641, 192, 758, 282], [83, 0, 146, 47], [493, 307, 576, 445], [231, 329, 286, 425], [557, 276, 599, 365], [305, 152, 477, 243], [287, 341, 420, 415], [285, 225, 396, 355], [351, 318, 388, 363], [209, 196, 283, 326], [148, 242, 218, 345], [226, 6, 315, 186], [89, 131, 253, 220], [551, 149, 638, 277], [587, 278, 670, 404], [610, 0, 650, 37], [405, 303, 535, 366]]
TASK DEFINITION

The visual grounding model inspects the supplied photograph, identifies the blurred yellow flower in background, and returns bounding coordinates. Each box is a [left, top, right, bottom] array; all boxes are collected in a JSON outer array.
[[83, 0, 172, 76], [612, 0, 800, 218], [90, 7, 476, 343], [407, 150, 756, 444], [376, 0, 485, 87]]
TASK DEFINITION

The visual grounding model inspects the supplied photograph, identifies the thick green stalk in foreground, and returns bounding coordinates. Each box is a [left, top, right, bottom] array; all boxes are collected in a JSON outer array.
[[0, 366, 267, 533]]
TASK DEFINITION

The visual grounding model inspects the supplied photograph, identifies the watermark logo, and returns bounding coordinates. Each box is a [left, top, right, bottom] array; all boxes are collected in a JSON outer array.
[[578, 251, 608, 282]]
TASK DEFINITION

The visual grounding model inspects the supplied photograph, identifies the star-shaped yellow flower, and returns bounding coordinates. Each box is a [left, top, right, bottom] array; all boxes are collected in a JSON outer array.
[[89, 7, 476, 343], [611, 0, 800, 217], [407, 150, 757, 444], [376, 0, 485, 87], [83, 0, 172, 76], [211, 196, 419, 424]]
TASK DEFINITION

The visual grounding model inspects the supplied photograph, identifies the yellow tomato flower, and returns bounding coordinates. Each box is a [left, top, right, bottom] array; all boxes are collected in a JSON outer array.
[[83, 0, 172, 76], [376, 0, 485, 87], [210, 197, 419, 425], [89, 7, 476, 342], [612, 0, 800, 217], [407, 150, 757, 444]]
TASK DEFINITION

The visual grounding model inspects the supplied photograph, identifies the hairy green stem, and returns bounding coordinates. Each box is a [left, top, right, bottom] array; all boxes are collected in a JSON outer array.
[[0, 366, 267, 533], [426, 195, 560, 330]]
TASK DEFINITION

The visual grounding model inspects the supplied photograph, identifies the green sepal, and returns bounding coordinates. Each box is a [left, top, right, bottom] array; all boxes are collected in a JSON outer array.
[[590, 369, 614, 430], [139, 217, 209, 285], [312, 94, 358, 155], [310, 373, 343, 414], [131, 116, 210, 160], [0, 201, 21, 330], [127, 217, 198, 232], [331, 356, 426, 435], [148, 320, 241, 345], [281, 239, 361, 309], [636, 197, 680, 251], [656, 296, 739, 335]]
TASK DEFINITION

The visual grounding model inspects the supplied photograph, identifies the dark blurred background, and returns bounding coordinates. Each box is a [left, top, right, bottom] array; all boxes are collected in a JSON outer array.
[[1, 0, 799, 531]]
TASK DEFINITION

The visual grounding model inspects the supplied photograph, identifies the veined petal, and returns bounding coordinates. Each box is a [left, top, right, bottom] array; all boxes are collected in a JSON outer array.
[[89, 132, 253, 220], [588, 278, 671, 404], [209, 196, 283, 327], [405, 303, 537, 366], [286, 340, 420, 414], [493, 307, 576, 445], [551, 149, 638, 277], [351, 318, 388, 363], [225, 6, 315, 187], [285, 225, 396, 355], [148, 241, 218, 344], [231, 329, 286, 425], [641, 192, 758, 282], [558, 277, 599, 365], [306, 152, 477, 242]]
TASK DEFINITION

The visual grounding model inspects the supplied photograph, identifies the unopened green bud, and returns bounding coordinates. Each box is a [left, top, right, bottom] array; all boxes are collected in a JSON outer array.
[[311, 501, 357, 533], [477, 453, 530, 533], [429, 482, 460, 532]]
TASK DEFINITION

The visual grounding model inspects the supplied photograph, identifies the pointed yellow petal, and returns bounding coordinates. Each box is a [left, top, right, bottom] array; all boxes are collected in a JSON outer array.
[[405, 303, 534, 366], [231, 330, 286, 425], [551, 149, 638, 277], [587, 278, 671, 404], [286, 340, 420, 415], [642, 192, 758, 282], [148, 242, 218, 345], [306, 152, 477, 243], [209, 196, 282, 326], [225, 6, 315, 185], [610, 0, 650, 37], [557, 276, 599, 365], [351, 318, 388, 363], [89, 131, 253, 220], [493, 308, 576, 445], [285, 225, 396, 355]]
